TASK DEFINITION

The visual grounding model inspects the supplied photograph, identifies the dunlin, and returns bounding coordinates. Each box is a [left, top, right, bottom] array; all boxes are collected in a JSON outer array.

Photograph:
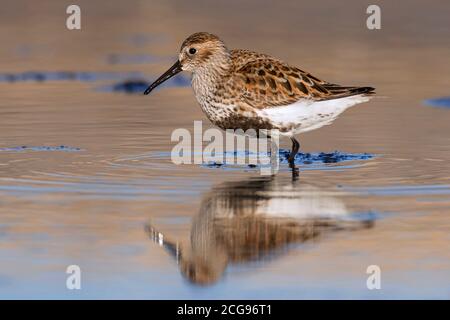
[[144, 32, 375, 168]]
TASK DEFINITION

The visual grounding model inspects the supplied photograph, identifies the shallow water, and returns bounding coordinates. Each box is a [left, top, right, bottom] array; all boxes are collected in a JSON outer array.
[[0, 0, 450, 299], [425, 97, 450, 109]]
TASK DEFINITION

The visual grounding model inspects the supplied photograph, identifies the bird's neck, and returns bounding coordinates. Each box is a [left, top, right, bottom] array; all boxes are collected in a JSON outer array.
[[191, 52, 231, 103]]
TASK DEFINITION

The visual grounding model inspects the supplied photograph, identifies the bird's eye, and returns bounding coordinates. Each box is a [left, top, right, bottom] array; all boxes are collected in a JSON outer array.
[[189, 48, 197, 55]]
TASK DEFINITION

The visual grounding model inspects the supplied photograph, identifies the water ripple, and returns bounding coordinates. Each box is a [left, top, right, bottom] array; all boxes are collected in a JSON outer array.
[[342, 184, 450, 196], [0, 145, 82, 152], [0, 71, 144, 83], [111, 150, 375, 172]]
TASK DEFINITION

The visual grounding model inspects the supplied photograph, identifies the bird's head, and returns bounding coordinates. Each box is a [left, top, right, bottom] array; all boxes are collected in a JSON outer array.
[[144, 32, 229, 95]]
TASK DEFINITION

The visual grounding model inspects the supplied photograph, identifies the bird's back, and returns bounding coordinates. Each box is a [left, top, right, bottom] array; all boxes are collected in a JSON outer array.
[[229, 49, 375, 109]]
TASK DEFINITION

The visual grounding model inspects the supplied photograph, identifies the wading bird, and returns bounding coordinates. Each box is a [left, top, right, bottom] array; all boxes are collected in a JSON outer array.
[[144, 32, 375, 169]]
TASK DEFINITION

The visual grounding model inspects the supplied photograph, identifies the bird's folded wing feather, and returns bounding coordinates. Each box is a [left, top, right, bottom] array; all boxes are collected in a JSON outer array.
[[230, 51, 373, 109]]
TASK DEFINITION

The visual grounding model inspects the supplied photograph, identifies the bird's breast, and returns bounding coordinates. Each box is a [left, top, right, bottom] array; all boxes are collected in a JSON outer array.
[[191, 72, 235, 125], [191, 71, 279, 132]]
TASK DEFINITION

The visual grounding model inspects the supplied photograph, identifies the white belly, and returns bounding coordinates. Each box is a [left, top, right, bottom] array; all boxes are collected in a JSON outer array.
[[257, 94, 371, 135]]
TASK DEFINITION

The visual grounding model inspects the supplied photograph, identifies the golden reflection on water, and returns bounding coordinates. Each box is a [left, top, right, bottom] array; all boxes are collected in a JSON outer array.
[[147, 175, 375, 285]]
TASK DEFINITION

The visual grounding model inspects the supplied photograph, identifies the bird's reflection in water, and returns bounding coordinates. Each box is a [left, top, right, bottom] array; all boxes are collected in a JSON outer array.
[[146, 175, 375, 285]]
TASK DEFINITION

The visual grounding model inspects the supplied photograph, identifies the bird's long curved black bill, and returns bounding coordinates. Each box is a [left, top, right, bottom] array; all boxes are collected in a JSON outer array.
[[143, 60, 182, 95]]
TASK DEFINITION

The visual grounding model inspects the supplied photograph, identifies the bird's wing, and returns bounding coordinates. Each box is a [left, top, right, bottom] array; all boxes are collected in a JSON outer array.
[[231, 53, 374, 109]]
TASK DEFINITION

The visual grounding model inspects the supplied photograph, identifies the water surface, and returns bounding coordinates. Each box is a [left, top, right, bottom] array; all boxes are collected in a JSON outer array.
[[0, 0, 450, 299]]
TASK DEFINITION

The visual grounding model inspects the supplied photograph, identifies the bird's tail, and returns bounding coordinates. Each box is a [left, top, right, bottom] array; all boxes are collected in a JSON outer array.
[[322, 84, 376, 99]]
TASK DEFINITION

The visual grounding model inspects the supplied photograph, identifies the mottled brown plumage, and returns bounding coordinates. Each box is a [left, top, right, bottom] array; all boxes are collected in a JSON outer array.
[[229, 49, 374, 108]]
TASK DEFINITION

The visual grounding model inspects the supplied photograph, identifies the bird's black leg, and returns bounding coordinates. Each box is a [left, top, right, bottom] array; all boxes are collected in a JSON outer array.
[[288, 137, 300, 178], [288, 137, 300, 167]]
